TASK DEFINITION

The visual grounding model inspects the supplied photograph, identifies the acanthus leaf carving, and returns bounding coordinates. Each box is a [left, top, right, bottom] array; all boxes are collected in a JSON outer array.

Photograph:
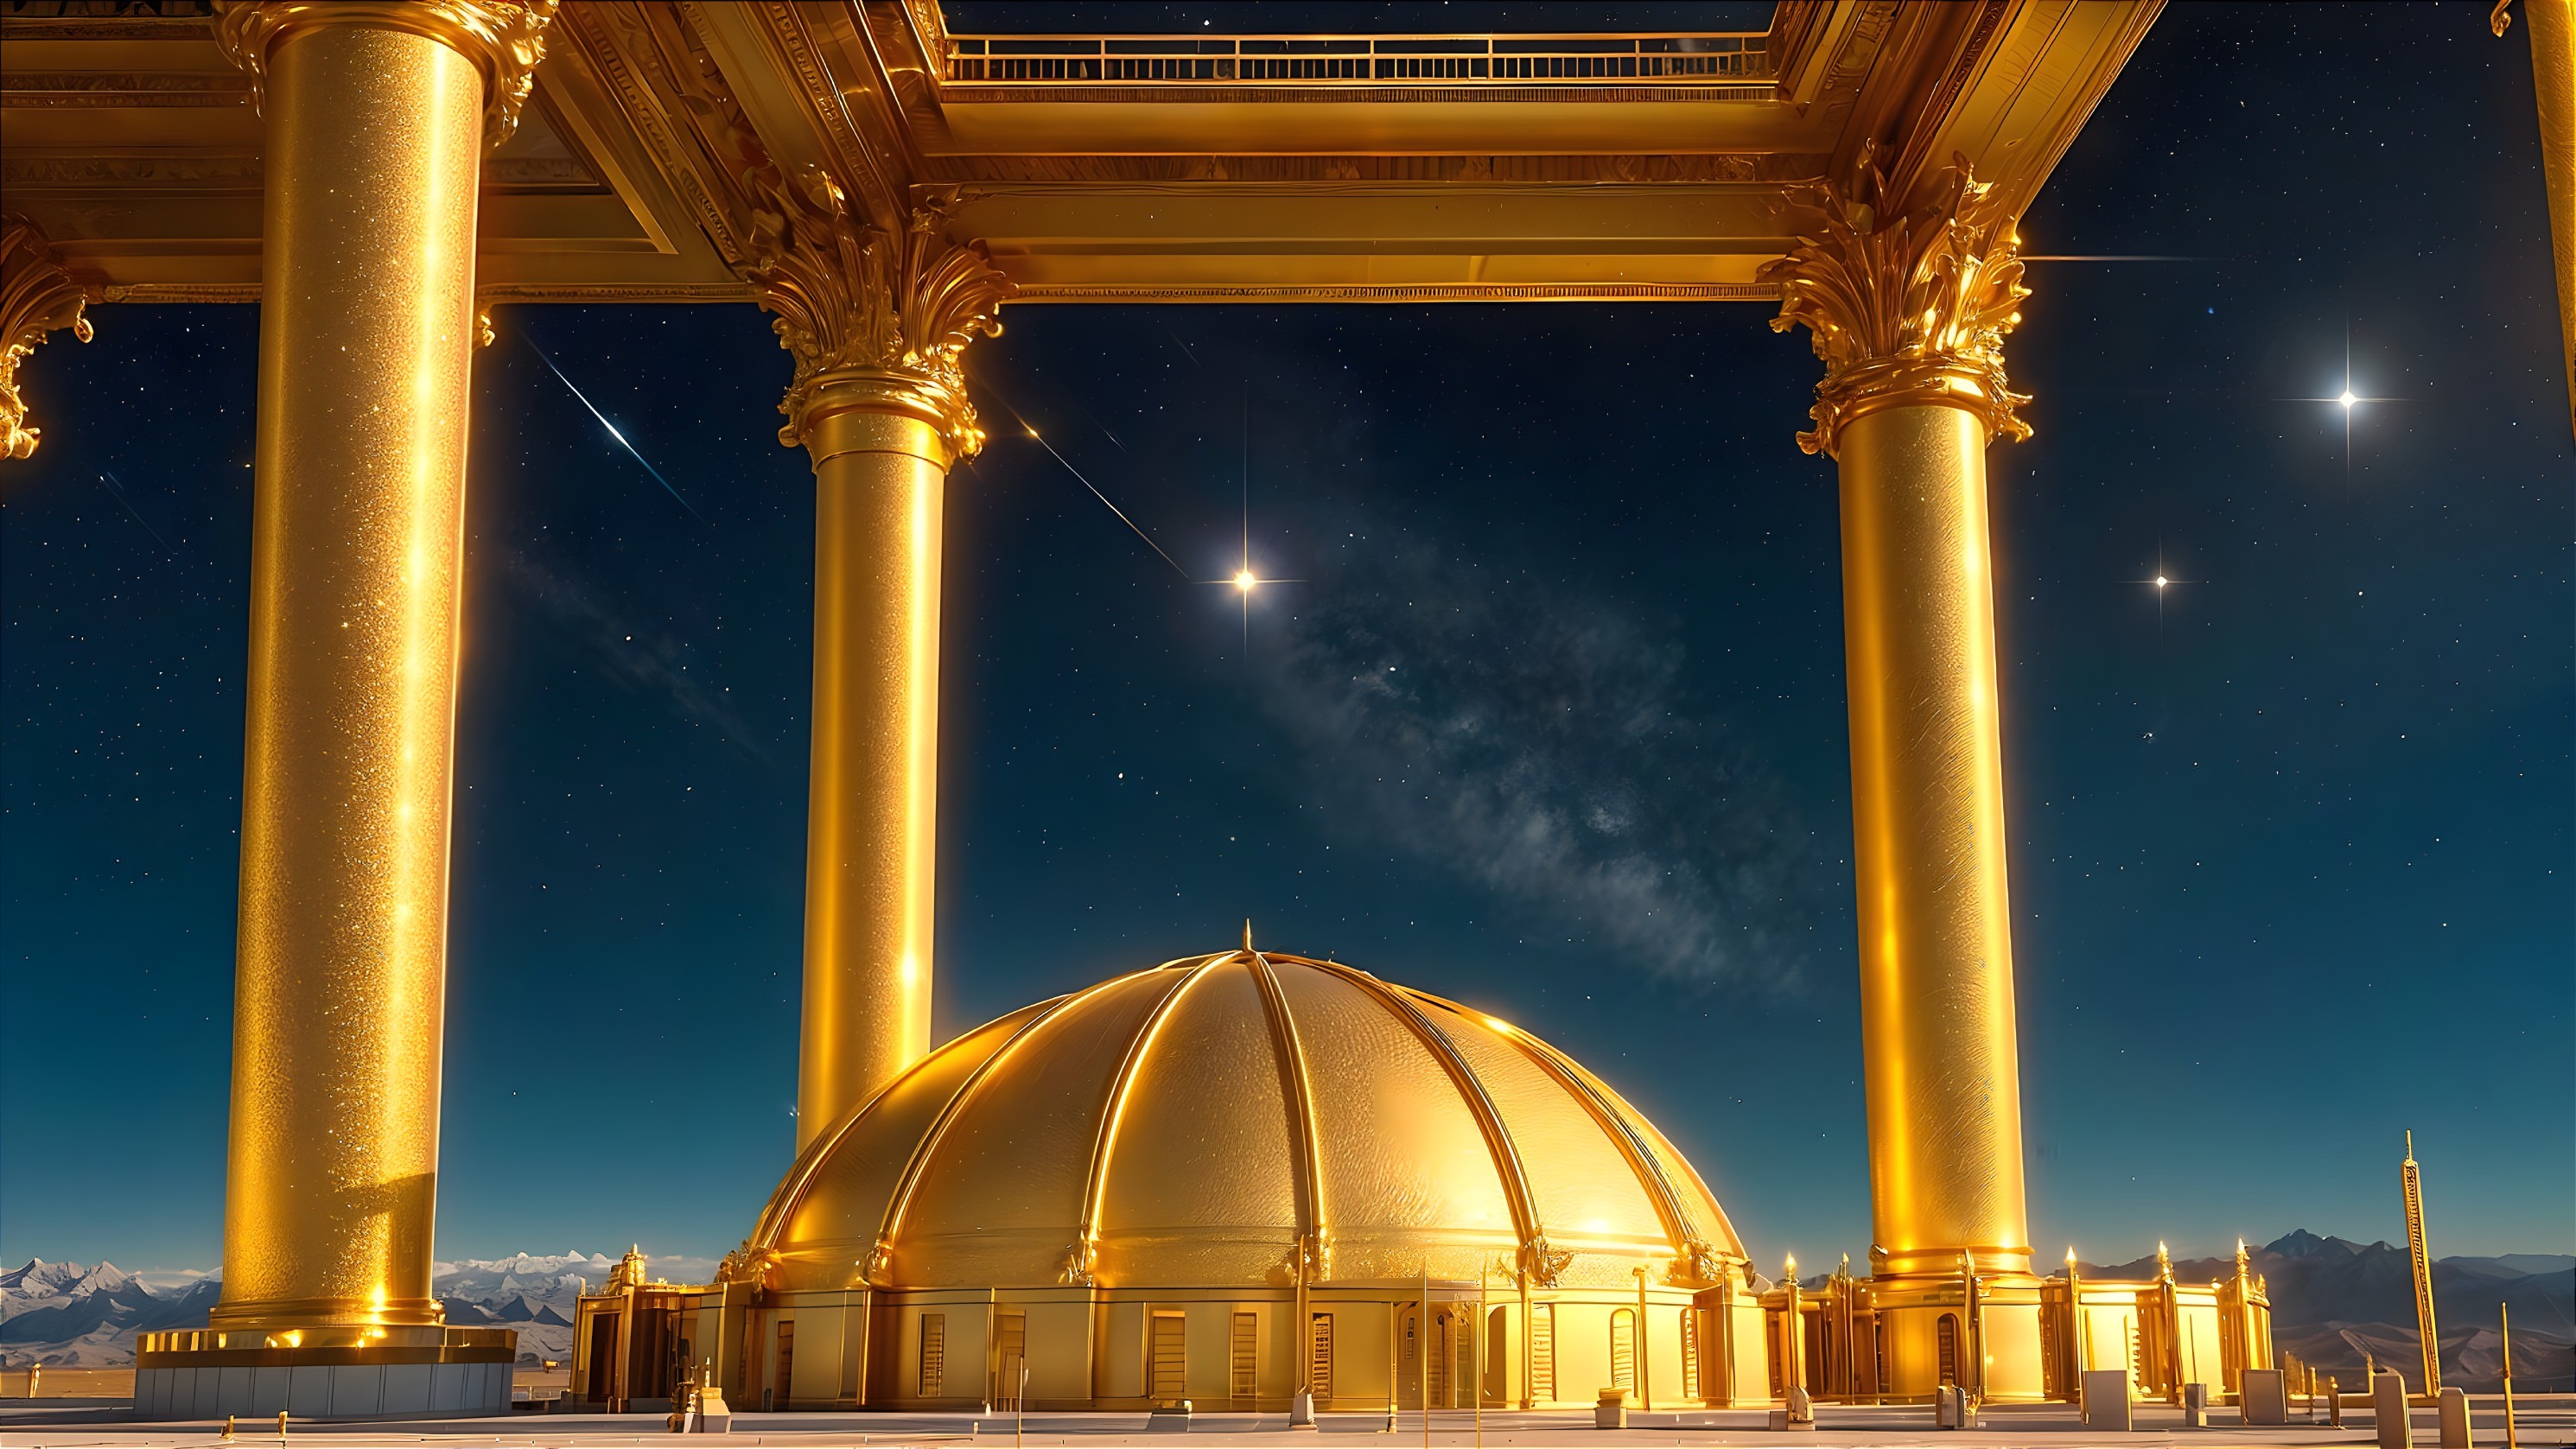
[[736, 166, 1012, 454], [1519, 1234, 1574, 1289], [213, 0, 558, 152], [2, 214, 100, 461], [1759, 144, 2032, 458]]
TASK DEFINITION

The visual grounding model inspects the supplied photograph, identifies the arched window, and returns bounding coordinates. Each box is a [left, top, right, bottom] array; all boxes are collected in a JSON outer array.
[[1610, 1309, 1636, 1392], [1937, 1313, 1960, 1387]]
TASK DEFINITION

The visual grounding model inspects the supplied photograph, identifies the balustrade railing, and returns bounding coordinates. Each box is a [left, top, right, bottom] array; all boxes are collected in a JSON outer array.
[[943, 34, 1772, 87]]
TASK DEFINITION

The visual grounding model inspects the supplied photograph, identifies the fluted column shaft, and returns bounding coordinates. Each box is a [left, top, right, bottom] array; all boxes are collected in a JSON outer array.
[[211, 0, 550, 1334]]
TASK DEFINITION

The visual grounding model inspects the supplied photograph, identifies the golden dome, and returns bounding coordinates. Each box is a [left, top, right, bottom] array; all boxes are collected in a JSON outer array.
[[749, 948, 1746, 1293]]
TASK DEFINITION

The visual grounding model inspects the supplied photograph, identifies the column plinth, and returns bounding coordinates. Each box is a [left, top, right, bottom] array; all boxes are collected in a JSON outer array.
[[738, 170, 1010, 1148], [137, 3, 554, 1420], [1763, 149, 2042, 1401]]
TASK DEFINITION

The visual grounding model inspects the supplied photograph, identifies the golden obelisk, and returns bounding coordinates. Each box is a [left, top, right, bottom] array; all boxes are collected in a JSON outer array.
[[734, 173, 1011, 1147], [2401, 1131, 2441, 1394], [1764, 146, 2044, 1399]]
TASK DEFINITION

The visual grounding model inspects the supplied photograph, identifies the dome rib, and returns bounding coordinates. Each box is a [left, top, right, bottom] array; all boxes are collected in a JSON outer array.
[[864, 971, 1139, 1285], [1432, 988, 1707, 1258], [1304, 958, 1544, 1267], [1067, 954, 1224, 1284], [1245, 950, 1326, 1276], [743, 997, 1057, 1268]]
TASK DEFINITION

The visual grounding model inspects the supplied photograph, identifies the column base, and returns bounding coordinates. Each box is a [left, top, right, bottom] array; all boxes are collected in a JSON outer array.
[[1867, 1273, 2047, 1402], [134, 1328, 516, 1420]]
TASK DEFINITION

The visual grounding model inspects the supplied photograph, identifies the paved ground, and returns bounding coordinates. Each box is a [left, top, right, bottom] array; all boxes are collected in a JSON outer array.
[[3, 1397, 2569, 1448]]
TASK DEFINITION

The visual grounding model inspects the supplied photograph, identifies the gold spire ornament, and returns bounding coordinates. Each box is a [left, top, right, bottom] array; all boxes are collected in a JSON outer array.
[[0, 215, 98, 461], [2401, 1131, 2442, 1394], [1759, 146, 2033, 458]]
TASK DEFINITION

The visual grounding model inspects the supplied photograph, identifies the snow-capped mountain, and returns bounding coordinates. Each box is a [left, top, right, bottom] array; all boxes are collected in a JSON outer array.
[[0, 1252, 706, 1370]]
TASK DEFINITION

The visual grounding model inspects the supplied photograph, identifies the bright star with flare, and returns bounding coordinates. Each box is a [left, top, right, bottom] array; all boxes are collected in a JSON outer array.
[[1235, 569, 1256, 593]]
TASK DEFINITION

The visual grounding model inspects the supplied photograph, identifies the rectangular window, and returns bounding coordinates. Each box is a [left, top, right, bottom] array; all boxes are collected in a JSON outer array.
[[997, 1312, 1026, 1408], [1230, 1312, 1258, 1400], [1428, 1311, 1450, 1405], [1453, 1311, 1473, 1408], [1611, 1309, 1635, 1393], [1679, 1309, 1701, 1401], [1150, 1312, 1187, 1403], [1530, 1305, 1555, 1403], [1309, 1313, 1334, 1399], [773, 1320, 795, 1408], [920, 1313, 947, 1397], [1937, 1312, 1959, 1387]]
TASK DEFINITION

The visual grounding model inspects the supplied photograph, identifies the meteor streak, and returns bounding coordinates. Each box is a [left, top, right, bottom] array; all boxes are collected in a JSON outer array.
[[96, 470, 171, 550], [976, 381, 1191, 580], [525, 338, 709, 525]]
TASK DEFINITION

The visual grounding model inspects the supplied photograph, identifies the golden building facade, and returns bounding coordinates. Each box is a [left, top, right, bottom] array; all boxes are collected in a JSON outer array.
[[13, 0, 2529, 1422], [575, 945, 1773, 1413]]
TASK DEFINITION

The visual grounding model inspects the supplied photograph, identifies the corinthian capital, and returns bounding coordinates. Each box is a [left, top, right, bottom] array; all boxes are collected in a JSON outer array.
[[737, 168, 1014, 457], [214, 0, 559, 151], [1759, 146, 2032, 458], [3, 216, 99, 461]]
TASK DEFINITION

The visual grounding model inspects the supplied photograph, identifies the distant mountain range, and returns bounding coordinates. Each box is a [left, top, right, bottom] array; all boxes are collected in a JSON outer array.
[[2070, 1231, 2573, 1394], [1, 1252, 616, 1369], [8, 1234, 2571, 1389]]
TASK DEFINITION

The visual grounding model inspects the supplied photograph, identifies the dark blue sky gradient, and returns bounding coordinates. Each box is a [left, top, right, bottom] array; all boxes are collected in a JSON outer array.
[[2, 3, 2566, 1277]]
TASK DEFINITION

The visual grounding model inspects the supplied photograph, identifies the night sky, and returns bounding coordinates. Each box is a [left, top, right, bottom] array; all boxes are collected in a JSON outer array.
[[2, 3, 2566, 1282]]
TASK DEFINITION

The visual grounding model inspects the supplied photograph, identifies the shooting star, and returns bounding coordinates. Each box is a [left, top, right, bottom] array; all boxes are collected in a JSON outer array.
[[976, 381, 1192, 581], [96, 470, 171, 550], [525, 338, 709, 526]]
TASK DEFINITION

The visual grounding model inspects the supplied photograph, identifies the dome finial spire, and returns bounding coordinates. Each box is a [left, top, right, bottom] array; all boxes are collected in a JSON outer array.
[[1243, 918, 1255, 952]]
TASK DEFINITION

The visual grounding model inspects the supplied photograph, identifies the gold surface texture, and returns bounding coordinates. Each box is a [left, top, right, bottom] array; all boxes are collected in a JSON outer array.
[[0, 213, 96, 460], [213, 16, 487, 1333], [1759, 146, 2031, 460], [213, 0, 558, 152], [746, 950, 1746, 1295], [1833, 402, 2031, 1287], [793, 405, 948, 1148]]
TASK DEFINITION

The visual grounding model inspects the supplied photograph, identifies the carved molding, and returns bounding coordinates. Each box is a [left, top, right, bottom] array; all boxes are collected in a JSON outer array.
[[213, 0, 559, 151], [924, 152, 1824, 184], [558, 1, 766, 267], [736, 168, 1012, 456], [2, 214, 99, 461], [1759, 144, 2031, 458], [1013, 282, 1776, 304]]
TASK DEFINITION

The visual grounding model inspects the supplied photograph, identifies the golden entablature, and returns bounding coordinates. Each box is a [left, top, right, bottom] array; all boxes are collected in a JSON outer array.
[[0, 0, 2165, 302]]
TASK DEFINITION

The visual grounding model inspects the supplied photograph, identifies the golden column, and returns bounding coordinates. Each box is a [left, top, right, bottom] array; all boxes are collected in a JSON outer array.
[[737, 171, 1012, 1147], [1761, 147, 2045, 1400], [206, 0, 551, 1337]]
